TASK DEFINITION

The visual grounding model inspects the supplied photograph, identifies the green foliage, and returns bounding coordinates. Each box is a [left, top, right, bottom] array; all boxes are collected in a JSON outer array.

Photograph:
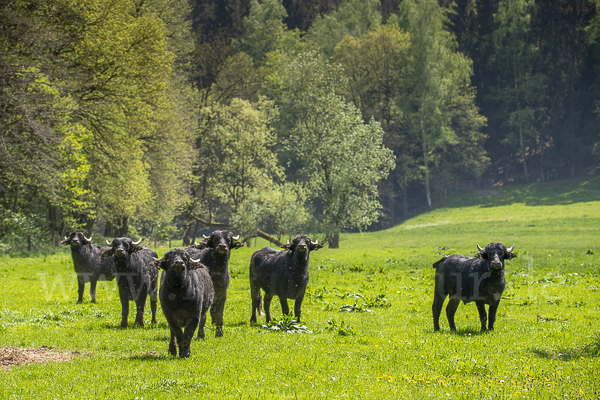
[[231, 182, 310, 241], [306, 0, 382, 58], [239, 0, 292, 63], [275, 52, 395, 246], [194, 97, 283, 223], [261, 314, 313, 334], [326, 318, 358, 336], [488, 0, 547, 183], [393, 0, 486, 208]]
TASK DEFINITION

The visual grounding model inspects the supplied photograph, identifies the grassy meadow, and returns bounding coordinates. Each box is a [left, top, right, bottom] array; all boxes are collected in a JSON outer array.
[[1, 178, 599, 399]]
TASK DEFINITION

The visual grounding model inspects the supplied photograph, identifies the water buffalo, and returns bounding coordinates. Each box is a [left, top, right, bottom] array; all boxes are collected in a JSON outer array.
[[187, 230, 243, 337], [61, 231, 116, 303], [102, 237, 158, 328], [154, 248, 214, 358], [432, 242, 517, 332], [249, 235, 323, 324]]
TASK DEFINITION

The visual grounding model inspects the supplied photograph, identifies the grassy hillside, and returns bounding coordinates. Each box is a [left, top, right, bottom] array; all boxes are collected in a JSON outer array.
[[0, 178, 599, 398]]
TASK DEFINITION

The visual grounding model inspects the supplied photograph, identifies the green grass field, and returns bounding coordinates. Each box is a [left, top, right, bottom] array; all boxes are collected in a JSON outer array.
[[1, 178, 599, 399]]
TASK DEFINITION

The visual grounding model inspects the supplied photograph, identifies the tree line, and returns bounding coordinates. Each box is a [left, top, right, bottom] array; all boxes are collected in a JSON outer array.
[[1, 0, 600, 251]]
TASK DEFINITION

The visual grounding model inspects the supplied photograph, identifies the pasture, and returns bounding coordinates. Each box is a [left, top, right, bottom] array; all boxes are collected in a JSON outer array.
[[1, 178, 599, 399]]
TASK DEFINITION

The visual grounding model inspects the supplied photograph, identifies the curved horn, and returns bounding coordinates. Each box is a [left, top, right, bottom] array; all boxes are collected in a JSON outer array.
[[64, 236, 68, 241], [190, 257, 201, 263], [84, 235, 92, 243], [477, 244, 484, 252], [233, 235, 240, 240], [106, 240, 112, 246], [152, 257, 161, 262], [507, 244, 515, 253], [203, 234, 209, 239], [311, 240, 318, 245], [287, 240, 290, 244], [132, 238, 143, 246]]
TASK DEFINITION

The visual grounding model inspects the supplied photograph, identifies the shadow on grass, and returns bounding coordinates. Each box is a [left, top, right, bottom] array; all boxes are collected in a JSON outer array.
[[225, 321, 250, 328], [445, 177, 600, 208], [431, 327, 488, 336], [532, 333, 600, 360], [101, 321, 168, 330], [125, 351, 171, 361], [531, 347, 582, 361]]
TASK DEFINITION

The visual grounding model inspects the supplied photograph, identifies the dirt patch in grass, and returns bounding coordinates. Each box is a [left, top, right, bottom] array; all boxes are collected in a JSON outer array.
[[0, 346, 79, 370]]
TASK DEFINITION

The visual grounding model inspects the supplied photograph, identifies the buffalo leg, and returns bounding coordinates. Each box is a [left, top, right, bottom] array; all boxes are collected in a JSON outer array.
[[77, 279, 85, 303], [168, 327, 177, 356], [134, 287, 148, 327], [488, 302, 499, 330], [279, 296, 290, 318], [210, 298, 225, 337], [150, 298, 157, 324], [89, 278, 98, 303], [432, 291, 447, 332], [294, 293, 305, 322], [250, 284, 262, 322], [118, 286, 130, 328], [445, 297, 461, 331], [150, 282, 158, 324], [264, 293, 273, 323], [475, 300, 488, 331], [181, 316, 199, 358], [197, 311, 207, 339], [169, 322, 183, 357]]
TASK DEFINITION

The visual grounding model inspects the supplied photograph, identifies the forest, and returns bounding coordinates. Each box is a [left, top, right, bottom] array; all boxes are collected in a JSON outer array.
[[1, 0, 600, 251]]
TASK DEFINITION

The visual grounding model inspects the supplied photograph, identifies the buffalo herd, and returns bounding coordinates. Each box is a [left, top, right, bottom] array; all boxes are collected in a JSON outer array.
[[61, 230, 515, 358]]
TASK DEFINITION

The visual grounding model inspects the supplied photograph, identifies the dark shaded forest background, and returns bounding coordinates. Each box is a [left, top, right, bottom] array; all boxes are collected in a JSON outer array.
[[2, 0, 600, 251]]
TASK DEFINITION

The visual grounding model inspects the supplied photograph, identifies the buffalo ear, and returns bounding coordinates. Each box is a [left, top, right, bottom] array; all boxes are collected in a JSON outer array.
[[101, 249, 114, 258], [310, 243, 323, 251], [60, 239, 70, 245], [505, 251, 517, 260], [281, 243, 293, 251], [233, 241, 244, 250], [153, 257, 163, 270], [190, 261, 205, 270]]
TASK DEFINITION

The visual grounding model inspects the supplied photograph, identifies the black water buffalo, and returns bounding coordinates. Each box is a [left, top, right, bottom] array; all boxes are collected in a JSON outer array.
[[249, 235, 323, 323], [187, 230, 243, 337], [432, 242, 517, 332], [61, 231, 116, 303], [102, 237, 158, 328], [154, 248, 214, 358]]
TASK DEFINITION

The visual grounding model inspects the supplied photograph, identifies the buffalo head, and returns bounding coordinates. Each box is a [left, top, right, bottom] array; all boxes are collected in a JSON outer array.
[[475, 242, 516, 270], [102, 237, 143, 259], [61, 231, 93, 247]]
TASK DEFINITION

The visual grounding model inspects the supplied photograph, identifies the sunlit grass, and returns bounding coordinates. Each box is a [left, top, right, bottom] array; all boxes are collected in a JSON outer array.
[[0, 178, 599, 398]]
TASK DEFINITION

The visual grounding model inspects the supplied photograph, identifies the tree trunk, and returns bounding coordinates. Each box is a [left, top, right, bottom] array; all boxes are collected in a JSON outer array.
[[328, 233, 339, 249], [422, 135, 432, 209], [104, 221, 113, 238], [119, 217, 129, 237], [403, 186, 408, 219], [191, 221, 199, 245], [182, 223, 191, 246], [518, 124, 529, 183]]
